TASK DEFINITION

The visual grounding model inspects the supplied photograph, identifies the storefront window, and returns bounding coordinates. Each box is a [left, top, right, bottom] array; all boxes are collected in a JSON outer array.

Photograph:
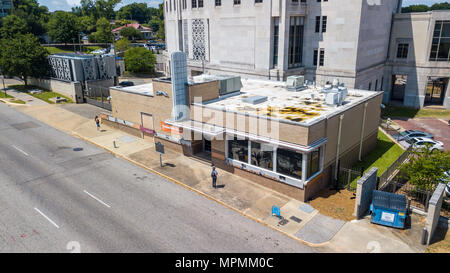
[[228, 137, 248, 163], [251, 142, 274, 171], [307, 148, 321, 179], [276, 148, 303, 180]]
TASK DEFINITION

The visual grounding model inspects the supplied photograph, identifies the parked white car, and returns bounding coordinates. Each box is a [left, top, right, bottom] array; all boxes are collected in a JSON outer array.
[[443, 171, 450, 197], [407, 137, 444, 152], [394, 130, 434, 141]]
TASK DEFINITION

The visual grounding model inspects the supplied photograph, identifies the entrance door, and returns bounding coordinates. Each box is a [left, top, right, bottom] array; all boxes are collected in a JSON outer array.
[[425, 77, 448, 106], [204, 138, 211, 153], [140, 113, 154, 139], [391, 75, 408, 102]]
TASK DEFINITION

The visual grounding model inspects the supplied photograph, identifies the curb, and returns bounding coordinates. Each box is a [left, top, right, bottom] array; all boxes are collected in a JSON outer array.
[[71, 131, 330, 248], [0, 98, 30, 106]]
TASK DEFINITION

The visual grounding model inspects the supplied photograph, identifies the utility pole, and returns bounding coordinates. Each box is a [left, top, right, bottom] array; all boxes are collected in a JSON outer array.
[[72, 38, 76, 52]]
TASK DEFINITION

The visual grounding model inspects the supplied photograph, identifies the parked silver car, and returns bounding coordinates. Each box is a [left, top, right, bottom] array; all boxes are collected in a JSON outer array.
[[407, 137, 444, 152], [394, 130, 434, 141]]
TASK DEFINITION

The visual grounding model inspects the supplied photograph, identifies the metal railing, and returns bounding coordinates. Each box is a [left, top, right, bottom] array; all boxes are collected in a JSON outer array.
[[382, 181, 431, 212], [377, 146, 412, 190]]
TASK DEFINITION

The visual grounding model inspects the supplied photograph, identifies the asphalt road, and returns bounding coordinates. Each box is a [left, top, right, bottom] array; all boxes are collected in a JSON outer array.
[[0, 103, 315, 253]]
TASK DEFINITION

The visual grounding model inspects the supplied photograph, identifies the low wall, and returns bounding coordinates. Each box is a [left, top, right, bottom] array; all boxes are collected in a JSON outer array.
[[354, 167, 378, 219], [426, 183, 446, 245], [28, 77, 83, 103]]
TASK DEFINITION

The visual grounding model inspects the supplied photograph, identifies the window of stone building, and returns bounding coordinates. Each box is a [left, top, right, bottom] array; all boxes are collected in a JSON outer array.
[[273, 17, 279, 67], [234, 0, 241, 5], [288, 16, 304, 68], [192, 0, 197, 8], [215, 0, 221, 6], [396, 43, 409, 59], [430, 21, 450, 62]]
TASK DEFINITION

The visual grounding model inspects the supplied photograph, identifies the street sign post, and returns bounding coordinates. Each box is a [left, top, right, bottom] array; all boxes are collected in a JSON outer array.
[[156, 142, 165, 167]]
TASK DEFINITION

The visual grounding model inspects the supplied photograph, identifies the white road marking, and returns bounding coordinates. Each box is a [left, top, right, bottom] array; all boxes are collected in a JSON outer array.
[[34, 208, 59, 229], [83, 190, 111, 208], [12, 145, 29, 156]]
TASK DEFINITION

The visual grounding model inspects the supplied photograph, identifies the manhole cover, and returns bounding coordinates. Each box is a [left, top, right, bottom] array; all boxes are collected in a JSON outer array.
[[10, 121, 41, 130], [278, 219, 289, 226], [290, 216, 302, 223]]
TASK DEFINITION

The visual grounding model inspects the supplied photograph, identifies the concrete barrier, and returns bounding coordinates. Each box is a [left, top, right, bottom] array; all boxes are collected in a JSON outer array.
[[354, 167, 378, 219]]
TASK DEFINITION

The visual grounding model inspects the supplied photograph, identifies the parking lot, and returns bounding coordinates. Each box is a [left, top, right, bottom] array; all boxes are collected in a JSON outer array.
[[392, 118, 450, 151]]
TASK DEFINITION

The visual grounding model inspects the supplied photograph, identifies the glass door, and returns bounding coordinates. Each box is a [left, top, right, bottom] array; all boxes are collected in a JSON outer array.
[[425, 77, 448, 105]]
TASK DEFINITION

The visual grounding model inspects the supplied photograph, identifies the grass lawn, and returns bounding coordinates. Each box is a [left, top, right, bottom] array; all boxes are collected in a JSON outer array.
[[9, 99, 26, 104], [45, 47, 74, 54], [0, 92, 13, 99], [8, 85, 73, 104], [382, 105, 450, 119], [346, 130, 405, 189]]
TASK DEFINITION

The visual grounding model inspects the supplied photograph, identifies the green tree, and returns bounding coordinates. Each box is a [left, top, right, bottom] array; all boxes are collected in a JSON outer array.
[[114, 38, 130, 52], [119, 27, 142, 41], [0, 34, 51, 86], [78, 16, 97, 34], [124, 47, 156, 73], [95, 0, 121, 20], [0, 15, 29, 39], [116, 3, 159, 24], [12, 0, 49, 37], [157, 20, 165, 41], [148, 16, 161, 33], [47, 11, 80, 43], [430, 2, 450, 11], [88, 17, 114, 43], [399, 147, 450, 191]]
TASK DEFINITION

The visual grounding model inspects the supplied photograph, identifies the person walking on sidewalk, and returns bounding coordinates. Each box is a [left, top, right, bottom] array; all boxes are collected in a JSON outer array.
[[211, 166, 218, 188], [95, 116, 101, 131]]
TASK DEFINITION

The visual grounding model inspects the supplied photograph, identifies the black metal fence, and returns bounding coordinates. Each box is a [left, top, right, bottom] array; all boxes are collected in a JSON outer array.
[[83, 83, 112, 111], [377, 146, 412, 190], [337, 167, 362, 192], [380, 181, 431, 211]]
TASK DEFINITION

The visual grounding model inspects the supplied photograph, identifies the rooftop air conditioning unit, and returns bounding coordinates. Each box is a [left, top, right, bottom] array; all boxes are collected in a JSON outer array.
[[219, 76, 242, 96], [286, 76, 307, 92]]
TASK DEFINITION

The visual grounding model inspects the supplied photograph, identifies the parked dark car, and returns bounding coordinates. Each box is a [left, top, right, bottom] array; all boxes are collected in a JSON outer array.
[[118, 81, 134, 87]]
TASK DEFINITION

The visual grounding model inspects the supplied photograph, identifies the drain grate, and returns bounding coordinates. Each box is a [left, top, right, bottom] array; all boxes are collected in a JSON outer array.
[[290, 216, 302, 223], [10, 121, 41, 130], [278, 219, 289, 226]]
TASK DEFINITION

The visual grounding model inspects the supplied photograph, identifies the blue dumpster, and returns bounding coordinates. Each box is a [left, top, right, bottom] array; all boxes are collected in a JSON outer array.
[[369, 190, 407, 229]]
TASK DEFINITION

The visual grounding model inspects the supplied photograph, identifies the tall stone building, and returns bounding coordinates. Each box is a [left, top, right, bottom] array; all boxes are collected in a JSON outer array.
[[384, 10, 450, 109], [163, 0, 402, 89]]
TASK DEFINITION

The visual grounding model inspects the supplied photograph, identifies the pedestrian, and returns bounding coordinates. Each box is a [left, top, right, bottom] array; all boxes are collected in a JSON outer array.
[[95, 116, 100, 131], [211, 166, 218, 188]]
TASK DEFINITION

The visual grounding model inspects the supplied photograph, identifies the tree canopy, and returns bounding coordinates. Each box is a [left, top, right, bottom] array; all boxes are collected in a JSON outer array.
[[88, 17, 114, 43], [402, 2, 450, 13], [0, 15, 29, 39], [399, 147, 450, 191], [119, 27, 142, 41], [47, 11, 80, 43], [116, 3, 159, 24], [0, 34, 51, 86], [124, 47, 156, 73]]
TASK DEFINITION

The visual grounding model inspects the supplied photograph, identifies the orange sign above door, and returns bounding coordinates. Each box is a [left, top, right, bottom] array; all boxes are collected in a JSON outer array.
[[161, 121, 183, 135]]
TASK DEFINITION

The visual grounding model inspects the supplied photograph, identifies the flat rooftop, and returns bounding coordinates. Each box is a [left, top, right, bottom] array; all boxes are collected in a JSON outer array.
[[201, 78, 381, 126], [111, 83, 154, 96]]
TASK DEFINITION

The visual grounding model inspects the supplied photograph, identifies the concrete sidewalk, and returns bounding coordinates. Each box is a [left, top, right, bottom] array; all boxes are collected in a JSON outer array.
[[12, 103, 425, 252], [5, 89, 48, 106]]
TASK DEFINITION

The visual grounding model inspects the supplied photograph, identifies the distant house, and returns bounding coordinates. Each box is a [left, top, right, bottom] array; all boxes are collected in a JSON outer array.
[[112, 23, 153, 40]]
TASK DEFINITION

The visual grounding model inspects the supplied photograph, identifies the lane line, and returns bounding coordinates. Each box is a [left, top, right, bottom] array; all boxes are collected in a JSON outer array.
[[12, 145, 29, 156], [83, 190, 111, 208], [34, 208, 59, 229]]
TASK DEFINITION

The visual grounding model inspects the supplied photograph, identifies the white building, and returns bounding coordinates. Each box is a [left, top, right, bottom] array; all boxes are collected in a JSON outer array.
[[163, 0, 402, 89]]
